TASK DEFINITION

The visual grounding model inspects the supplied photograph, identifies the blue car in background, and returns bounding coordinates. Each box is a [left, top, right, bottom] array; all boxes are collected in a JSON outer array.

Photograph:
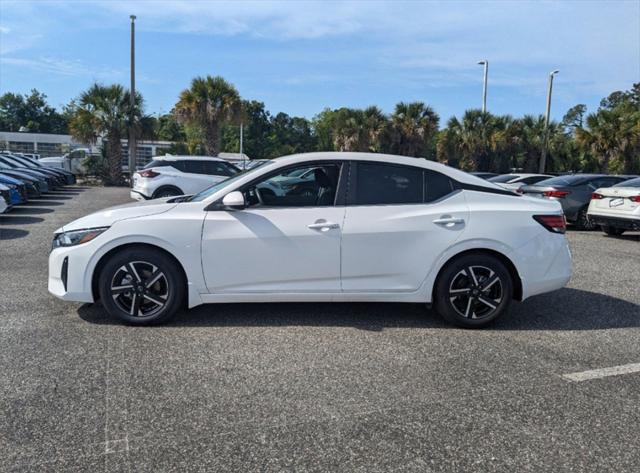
[[0, 182, 22, 208], [0, 174, 29, 203]]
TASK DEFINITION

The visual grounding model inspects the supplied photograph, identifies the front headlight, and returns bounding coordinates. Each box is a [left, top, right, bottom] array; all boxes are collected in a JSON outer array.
[[52, 227, 109, 249]]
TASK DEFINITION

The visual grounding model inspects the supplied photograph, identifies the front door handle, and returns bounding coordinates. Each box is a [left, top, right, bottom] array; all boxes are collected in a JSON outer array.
[[308, 221, 340, 232], [433, 216, 465, 227]]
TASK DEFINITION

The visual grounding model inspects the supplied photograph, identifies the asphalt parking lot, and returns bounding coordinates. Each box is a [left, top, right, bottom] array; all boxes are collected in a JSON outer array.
[[1, 186, 639, 472]]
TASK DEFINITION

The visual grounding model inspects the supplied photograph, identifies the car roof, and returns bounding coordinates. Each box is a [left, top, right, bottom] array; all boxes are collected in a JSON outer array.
[[269, 152, 501, 188], [152, 155, 226, 162]]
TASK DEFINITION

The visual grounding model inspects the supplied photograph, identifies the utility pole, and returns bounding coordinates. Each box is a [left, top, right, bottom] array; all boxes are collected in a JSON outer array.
[[539, 70, 559, 174], [128, 15, 137, 185], [239, 122, 245, 169], [477, 60, 488, 113]]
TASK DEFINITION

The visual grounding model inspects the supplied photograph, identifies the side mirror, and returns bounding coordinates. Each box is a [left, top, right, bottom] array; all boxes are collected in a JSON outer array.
[[222, 191, 245, 210]]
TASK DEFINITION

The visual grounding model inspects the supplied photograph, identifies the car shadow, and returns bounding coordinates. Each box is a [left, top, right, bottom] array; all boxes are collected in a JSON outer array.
[[39, 194, 72, 200], [78, 287, 639, 332], [0, 228, 29, 240], [0, 215, 44, 224], [605, 233, 640, 242], [22, 200, 65, 206], [9, 206, 55, 215]]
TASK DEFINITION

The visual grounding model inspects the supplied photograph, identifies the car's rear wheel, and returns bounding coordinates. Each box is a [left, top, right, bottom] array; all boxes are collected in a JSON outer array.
[[601, 225, 625, 236], [575, 206, 597, 230], [98, 247, 184, 325], [434, 253, 513, 328], [153, 187, 182, 198]]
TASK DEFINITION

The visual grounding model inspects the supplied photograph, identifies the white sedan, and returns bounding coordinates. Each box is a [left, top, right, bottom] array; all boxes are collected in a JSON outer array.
[[587, 176, 640, 235], [49, 152, 572, 328]]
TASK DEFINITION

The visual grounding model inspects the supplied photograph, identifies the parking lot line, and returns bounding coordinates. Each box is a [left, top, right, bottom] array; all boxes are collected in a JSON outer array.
[[561, 362, 640, 382]]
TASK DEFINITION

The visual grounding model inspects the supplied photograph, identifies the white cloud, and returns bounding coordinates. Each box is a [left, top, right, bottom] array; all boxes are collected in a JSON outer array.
[[0, 56, 123, 79]]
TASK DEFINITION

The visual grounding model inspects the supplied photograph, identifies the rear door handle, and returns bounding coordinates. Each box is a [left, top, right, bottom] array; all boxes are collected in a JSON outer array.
[[308, 221, 340, 231], [433, 216, 465, 226]]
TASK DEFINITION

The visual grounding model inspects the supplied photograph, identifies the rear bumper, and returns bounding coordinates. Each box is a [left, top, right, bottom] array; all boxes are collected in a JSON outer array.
[[589, 215, 640, 230], [130, 189, 150, 201], [512, 232, 572, 300]]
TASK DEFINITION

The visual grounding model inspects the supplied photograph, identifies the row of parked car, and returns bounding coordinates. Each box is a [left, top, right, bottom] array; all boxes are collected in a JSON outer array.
[[0, 152, 77, 213], [473, 172, 640, 235]]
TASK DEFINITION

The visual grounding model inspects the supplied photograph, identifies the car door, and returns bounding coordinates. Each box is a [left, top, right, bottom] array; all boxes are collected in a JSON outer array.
[[341, 162, 469, 292], [201, 161, 345, 293]]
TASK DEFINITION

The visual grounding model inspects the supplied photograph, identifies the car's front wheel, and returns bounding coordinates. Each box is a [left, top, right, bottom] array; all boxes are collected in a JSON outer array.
[[98, 247, 184, 325], [434, 253, 513, 328]]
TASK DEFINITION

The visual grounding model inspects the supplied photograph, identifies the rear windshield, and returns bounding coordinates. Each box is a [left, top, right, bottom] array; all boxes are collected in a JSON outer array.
[[614, 177, 640, 188], [535, 175, 592, 187], [488, 174, 518, 183]]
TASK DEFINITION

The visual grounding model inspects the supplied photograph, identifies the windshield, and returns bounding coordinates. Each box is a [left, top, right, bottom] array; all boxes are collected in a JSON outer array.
[[488, 174, 518, 183], [188, 160, 274, 202], [614, 177, 640, 188]]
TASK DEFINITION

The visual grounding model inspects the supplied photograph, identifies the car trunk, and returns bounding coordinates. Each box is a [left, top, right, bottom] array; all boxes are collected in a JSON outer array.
[[592, 187, 640, 215]]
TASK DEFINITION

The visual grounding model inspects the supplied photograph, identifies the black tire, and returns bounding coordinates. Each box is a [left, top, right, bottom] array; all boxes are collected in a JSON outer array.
[[98, 247, 185, 325], [153, 186, 182, 199], [574, 206, 597, 230], [434, 253, 513, 328], [602, 225, 625, 236]]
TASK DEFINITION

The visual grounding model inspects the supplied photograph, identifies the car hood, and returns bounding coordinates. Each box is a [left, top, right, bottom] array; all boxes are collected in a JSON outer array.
[[56, 198, 178, 233]]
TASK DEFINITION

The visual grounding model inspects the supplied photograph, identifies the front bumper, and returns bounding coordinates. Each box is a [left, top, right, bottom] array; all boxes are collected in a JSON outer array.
[[589, 214, 640, 230], [48, 246, 94, 303]]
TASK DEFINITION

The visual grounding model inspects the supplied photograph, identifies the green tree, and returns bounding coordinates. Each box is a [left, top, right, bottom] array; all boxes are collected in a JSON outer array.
[[0, 89, 68, 133], [387, 102, 439, 158], [68, 84, 144, 185], [174, 76, 242, 156]]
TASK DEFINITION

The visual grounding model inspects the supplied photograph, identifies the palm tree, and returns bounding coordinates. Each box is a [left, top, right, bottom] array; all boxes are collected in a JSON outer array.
[[174, 76, 242, 156], [388, 102, 439, 157], [441, 110, 495, 171], [69, 84, 143, 184], [576, 106, 640, 173]]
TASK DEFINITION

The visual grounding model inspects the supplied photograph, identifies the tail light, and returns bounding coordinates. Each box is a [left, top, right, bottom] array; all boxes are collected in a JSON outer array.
[[533, 215, 566, 234], [591, 192, 604, 200], [543, 190, 570, 198], [629, 195, 640, 203], [138, 169, 160, 178]]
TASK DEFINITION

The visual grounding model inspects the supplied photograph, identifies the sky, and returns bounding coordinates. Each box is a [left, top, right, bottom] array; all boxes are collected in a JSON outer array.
[[0, 0, 638, 125]]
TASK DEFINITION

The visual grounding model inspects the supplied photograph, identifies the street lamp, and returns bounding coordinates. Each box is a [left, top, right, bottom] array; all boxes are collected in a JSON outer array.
[[539, 69, 559, 174], [128, 15, 137, 185], [477, 60, 488, 113]]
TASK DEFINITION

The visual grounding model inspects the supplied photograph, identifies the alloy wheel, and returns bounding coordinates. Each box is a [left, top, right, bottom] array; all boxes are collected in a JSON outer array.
[[448, 265, 503, 319], [110, 261, 169, 318]]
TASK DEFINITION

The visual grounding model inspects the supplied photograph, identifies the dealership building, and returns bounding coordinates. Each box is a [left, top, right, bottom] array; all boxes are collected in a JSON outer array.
[[0, 131, 173, 168]]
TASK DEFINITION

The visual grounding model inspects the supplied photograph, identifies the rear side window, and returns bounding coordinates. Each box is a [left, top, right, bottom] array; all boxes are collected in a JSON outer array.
[[202, 161, 238, 177], [425, 170, 455, 202], [145, 160, 178, 170], [353, 163, 423, 205]]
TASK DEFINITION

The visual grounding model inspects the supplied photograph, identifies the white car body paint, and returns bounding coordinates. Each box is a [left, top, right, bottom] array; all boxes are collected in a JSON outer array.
[[49, 152, 572, 311], [130, 155, 237, 200]]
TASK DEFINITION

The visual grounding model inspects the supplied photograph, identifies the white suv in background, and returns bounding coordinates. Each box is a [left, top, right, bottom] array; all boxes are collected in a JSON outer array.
[[130, 156, 240, 200]]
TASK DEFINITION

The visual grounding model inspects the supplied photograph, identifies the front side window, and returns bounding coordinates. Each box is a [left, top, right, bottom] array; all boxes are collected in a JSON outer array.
[[353, 162, 423, 205], [244, 163, 341, 207]]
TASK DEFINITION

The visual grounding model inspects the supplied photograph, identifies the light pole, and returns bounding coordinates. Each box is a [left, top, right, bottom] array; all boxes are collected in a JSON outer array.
[[128, 15, 136, 185], [539, 69, 559, 174], [477, 60, 488, 113]]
